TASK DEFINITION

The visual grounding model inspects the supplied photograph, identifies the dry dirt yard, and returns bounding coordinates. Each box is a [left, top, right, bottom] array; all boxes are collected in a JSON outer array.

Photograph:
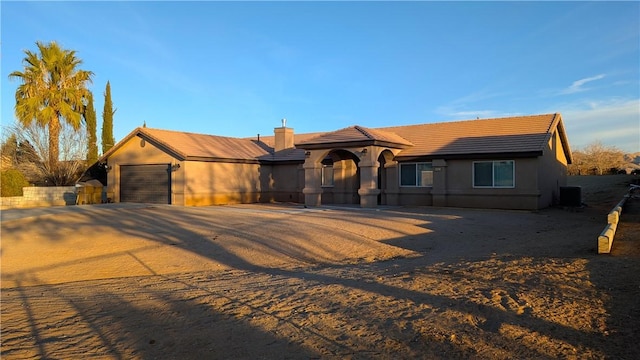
[[1, 175, 639, 359]]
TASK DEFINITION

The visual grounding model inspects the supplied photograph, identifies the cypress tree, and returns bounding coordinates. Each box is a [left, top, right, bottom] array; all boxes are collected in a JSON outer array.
[[84, 92, 98, 163], [101, 81, 115, 153]]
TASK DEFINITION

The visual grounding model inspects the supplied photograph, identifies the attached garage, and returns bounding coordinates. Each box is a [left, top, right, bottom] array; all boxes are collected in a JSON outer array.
[[97, 113, 572, 210], [100, 128, 278, 207], [120, 164, 171, 204]]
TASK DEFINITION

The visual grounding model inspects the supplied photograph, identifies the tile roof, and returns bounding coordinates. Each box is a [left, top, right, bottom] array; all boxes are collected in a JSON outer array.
[[296, 125, 413, 147], [250, 131, 323, 148], [256, 147, 306, 162], [135, 128, 271, 161], [382, 113, 563, 158], [104, 113, 570, 163]]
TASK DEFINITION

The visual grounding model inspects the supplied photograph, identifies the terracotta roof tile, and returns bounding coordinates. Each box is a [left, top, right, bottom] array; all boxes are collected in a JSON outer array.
[[108, 114, 567, 163], [250, 131, 323, 148], [257, 148, 306, 162], [296, 125, 412, 146], [139, 128, 270, 161], [382, 114, 559, 157]]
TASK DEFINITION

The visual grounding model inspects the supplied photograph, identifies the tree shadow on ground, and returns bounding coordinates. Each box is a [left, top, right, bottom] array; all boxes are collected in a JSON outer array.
[[2, 202, 638, 358], [2, 276, 318, 359], [585, 194, 640, 359]]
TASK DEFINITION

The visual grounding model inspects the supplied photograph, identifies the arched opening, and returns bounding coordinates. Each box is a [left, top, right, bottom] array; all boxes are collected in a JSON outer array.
[[377, 150, 395, 205], [321, 149, 361, 205]]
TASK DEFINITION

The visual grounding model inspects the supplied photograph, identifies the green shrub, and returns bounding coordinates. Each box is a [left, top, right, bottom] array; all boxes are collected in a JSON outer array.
[[1, 169, 30, 197]]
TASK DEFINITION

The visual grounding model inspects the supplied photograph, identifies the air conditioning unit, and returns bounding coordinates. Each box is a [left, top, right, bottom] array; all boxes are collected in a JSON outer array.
[[559, 186, 582, 207]]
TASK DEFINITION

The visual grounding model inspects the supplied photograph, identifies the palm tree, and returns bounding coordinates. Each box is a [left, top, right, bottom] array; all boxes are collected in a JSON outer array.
[[9, 41, 93, 171]]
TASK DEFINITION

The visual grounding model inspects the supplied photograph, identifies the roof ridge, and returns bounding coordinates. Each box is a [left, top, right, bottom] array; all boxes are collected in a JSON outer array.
[[545, 113, 559, 134], [376, 113, 557, 132], [354, 125, 375, 140], [144, 127, 240, 140], [297, 125, 359, 142], [538, 113, 558, 148]]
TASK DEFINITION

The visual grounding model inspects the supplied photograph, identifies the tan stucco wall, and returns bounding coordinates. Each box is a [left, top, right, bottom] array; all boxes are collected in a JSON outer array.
[[265, 163, 304, 203], [537, 129, 569, 208], [183, 161, 263, 206], [182, 161, 305, 206], [397, 187, 433, 206], [383, 157, 543, 209], [442, 158, 541, 210]]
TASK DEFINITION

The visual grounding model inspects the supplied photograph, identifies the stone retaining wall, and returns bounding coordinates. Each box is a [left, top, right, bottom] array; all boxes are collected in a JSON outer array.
[[0, 186, 77, 209]]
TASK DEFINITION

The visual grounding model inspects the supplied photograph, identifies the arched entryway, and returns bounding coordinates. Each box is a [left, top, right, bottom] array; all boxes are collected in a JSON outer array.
[[296, 125, 412, 208], [320, 149, 361, 205], [377, 149, 396, 205], [301, 146, 404, 208]]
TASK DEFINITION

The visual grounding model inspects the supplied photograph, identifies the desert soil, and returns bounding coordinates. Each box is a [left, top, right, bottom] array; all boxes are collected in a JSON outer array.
[[1, 175, 639, 359]]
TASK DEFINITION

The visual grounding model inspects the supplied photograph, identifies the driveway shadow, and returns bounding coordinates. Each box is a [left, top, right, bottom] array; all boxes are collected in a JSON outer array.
[[2, 203, 637, 358]]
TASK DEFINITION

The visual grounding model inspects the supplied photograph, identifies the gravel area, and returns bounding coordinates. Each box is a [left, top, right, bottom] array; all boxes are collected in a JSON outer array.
[[1, 175, 638, 359]]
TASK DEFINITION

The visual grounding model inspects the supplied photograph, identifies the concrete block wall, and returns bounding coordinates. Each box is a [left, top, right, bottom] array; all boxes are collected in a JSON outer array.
[[598, 194, 630, 254], [0, 186, 77, 209]]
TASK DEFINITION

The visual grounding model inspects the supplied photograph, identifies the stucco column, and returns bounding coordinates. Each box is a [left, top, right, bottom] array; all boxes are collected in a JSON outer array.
[[302, 159, 322, 207], [358, 161, 380, 208], [432, 159, 447, 207]]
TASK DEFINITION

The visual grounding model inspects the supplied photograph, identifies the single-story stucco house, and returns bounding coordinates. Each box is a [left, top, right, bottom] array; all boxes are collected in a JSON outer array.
[[98, 113, 572, 210]]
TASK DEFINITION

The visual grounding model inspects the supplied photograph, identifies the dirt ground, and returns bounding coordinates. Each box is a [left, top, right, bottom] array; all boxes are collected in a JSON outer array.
[[1, 175, 639, 359]]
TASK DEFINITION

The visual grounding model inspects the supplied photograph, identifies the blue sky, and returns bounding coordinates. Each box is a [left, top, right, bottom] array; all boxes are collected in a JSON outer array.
[[2, 1, 639, 153]]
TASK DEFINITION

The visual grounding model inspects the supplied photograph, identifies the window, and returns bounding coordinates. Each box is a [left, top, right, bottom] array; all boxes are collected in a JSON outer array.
[[473, 160, 514, 188], [400, 162, 433, 187], [321, 164, 334, 187]]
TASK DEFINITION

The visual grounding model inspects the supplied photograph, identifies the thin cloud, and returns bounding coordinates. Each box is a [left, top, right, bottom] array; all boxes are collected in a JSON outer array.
[[436, 90, 516, 120], [553, 97, 639, 152], [438, 109, 521, 120], [561, 74, 606, 94], [445, 90, 508, 106]]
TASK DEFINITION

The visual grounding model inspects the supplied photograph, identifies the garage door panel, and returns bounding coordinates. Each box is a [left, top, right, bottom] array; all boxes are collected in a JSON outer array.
[[120, 164, 170, 204]]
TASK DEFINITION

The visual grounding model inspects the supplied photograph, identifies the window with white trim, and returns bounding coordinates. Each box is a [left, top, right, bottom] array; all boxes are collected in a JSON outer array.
[[473, 160, 515, 188], [321, 164, 334, 187], [400, 162, 433, 187]]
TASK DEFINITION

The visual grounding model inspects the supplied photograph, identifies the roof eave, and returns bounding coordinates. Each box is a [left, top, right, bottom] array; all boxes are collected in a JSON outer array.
[[395, 150, 544, 162], [100, 128, 189, 162], [296, 139, 412, 150], [259, 158, 305, 165], [98, 128, 142, 163], [552, 114, 573, 164], [185, 156, 261, 164]]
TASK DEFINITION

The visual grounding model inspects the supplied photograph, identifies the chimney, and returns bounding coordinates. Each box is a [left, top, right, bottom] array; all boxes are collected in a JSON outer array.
[[274, 118, 294, 152]]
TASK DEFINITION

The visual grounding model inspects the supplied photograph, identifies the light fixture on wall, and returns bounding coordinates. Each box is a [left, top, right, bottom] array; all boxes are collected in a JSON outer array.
[[105, 165, 113, 172], [360, 148, 368, 156], [171, 164, 181, 172], [304, 151, 311, 158]]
